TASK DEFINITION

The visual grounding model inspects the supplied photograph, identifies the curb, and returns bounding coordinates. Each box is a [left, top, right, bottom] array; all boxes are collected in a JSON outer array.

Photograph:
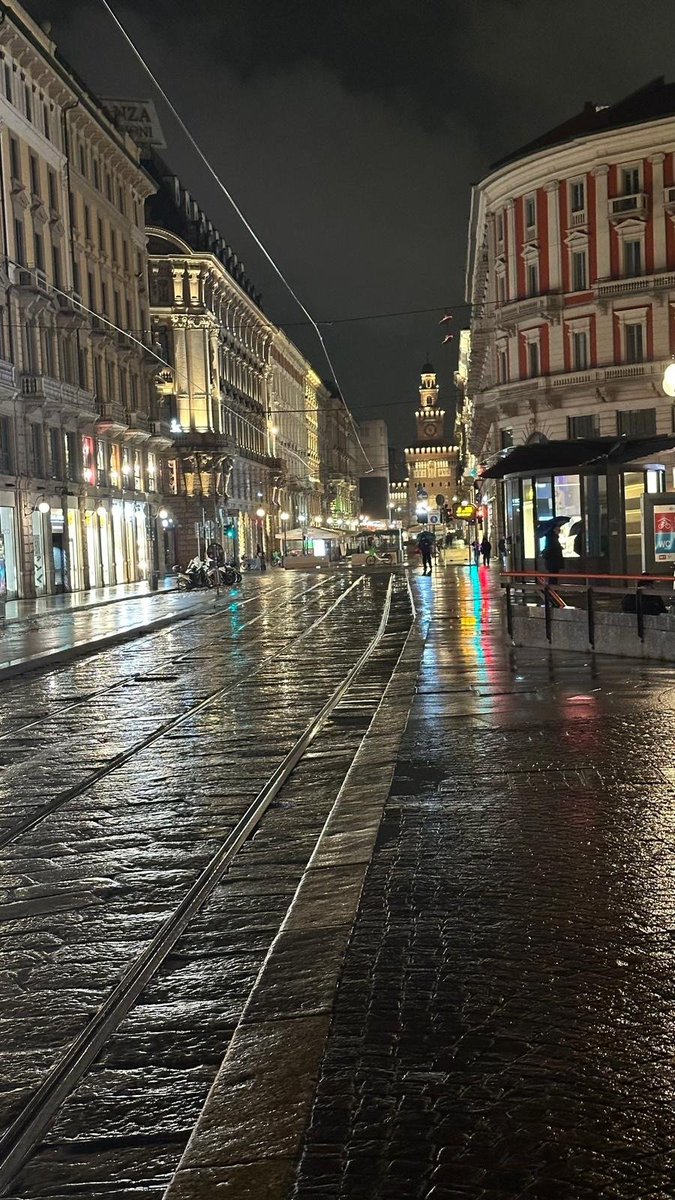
[[1, 584, 178, 628], [164, 608, 426, 1199]]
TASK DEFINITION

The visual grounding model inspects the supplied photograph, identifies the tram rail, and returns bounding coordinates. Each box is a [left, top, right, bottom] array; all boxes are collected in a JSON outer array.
[[0, 576, 412, 1196]]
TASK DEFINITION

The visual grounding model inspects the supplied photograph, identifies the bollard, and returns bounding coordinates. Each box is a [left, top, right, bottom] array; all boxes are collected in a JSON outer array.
[[149, 570, 159, 592]]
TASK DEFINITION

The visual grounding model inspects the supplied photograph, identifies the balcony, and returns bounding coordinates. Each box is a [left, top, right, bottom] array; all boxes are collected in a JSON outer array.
[[123, 410, 151, 445], [0, 360, 15, 392], [608, 192, 648, 220], [21, 373, 97, 417], [147, 419, 174, 452], [494, 292, 562, 324], [595, 270, 675, 300], [569, 210, 587, 228]]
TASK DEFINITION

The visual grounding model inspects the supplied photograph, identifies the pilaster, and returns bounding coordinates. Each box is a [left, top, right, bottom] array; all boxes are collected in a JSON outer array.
[[545, 181, 561, 290], [593, 165, 610, 281], [650, 153, 666, 271]]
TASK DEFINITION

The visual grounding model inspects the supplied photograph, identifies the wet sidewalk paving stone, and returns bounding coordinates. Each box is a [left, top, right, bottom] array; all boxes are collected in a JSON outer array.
[[295, 565, 675, 1200]]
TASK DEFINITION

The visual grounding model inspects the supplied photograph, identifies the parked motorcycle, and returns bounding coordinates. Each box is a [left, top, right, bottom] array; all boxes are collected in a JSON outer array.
[[173, 557, 242, 591]]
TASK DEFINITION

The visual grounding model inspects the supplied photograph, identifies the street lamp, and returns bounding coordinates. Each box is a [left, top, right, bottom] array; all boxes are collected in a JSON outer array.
[[662, 357, 675, 398], [36, 499, 50, 515], [280, 510, 289, 565], [255, 506, 266, 569]]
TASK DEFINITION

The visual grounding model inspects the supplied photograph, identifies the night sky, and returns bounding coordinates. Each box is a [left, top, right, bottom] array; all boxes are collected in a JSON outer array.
[[27, 0, 675, 448]]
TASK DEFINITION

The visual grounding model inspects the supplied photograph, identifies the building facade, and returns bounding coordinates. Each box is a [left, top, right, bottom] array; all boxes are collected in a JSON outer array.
[[318, 388, 360, 531], [0, 0, 164, 598], [357, 418, 390, 521], [268, 334, 324, 534], [465, 79, 675, 560], [404, 362, 458, 525]]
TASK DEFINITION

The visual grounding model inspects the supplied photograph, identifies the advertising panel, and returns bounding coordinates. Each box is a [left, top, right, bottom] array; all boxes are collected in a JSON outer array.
[[653, 503, 675, 562]]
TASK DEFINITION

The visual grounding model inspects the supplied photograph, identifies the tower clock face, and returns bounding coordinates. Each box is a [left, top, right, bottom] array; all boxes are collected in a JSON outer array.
[[423, 421, 437, 438]]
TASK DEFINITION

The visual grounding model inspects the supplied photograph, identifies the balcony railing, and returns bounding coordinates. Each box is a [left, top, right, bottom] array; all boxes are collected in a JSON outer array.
[[608, 192, 647, 219], [21, 374, 96, 411], [595, 270, 675, 299], [570, 210, 587, 228], [494, 292, 562, 322]]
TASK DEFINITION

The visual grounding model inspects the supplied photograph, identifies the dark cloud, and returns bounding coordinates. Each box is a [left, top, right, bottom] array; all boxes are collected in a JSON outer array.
[[26, 0, 675, 446]]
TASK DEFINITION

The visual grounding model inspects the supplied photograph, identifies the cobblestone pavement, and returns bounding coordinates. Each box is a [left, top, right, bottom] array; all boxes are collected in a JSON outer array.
[[295, 565, 675, 1200], [0, 571, 407, 1198]]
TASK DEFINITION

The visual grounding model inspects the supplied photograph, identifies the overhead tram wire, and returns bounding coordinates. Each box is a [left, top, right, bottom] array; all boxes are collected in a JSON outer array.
[[98, 0, 374, 472]]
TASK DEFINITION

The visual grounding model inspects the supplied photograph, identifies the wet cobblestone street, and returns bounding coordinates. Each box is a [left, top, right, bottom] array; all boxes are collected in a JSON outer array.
[[296, 566, 675, 1200], [0, 572, 409, 1198]]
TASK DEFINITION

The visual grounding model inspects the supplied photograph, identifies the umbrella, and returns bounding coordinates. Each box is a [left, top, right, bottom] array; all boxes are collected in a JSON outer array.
[[536, 515, 570, 536]]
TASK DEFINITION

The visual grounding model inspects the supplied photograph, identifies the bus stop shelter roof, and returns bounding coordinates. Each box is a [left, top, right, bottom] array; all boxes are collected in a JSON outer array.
[[480, 435, 675, 479]]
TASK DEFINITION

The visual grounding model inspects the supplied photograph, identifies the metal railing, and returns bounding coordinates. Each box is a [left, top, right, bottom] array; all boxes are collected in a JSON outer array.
[[501, 569, 675, 647]]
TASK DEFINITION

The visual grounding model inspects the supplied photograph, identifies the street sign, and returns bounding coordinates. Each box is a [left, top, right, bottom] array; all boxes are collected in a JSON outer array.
[[430, 514, 440, 524]]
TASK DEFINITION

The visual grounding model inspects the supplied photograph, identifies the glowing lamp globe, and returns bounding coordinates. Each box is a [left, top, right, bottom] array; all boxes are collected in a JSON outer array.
[[256, 507, 265, 519], [37, 500, 50, 514], [662, 359, 675, 399]]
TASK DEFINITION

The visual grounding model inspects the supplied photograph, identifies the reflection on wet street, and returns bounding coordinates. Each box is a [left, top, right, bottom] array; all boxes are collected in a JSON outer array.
[[297, 564, 675, 1200]]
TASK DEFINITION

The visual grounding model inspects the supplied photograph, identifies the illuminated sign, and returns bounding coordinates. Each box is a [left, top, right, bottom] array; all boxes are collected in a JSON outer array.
[[454, 503, 477, 520]]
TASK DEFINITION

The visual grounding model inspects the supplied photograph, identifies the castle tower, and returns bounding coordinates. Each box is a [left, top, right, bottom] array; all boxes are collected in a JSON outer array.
[[404, 361, 458, 527]]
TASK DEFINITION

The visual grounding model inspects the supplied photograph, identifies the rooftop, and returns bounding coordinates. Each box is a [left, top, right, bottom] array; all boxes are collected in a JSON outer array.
[[491, 77, 675, 171]]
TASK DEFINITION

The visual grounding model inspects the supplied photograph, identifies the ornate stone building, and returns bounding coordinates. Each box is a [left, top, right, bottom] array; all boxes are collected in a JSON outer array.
[[404, 362, 459, 525], [0, 0, 165, 597]]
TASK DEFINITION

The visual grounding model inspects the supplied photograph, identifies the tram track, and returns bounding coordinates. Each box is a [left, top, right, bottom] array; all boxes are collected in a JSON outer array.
[[0, 575, 412, 1197], [0, 574, 337, 759], [0, 574, 361, 850]]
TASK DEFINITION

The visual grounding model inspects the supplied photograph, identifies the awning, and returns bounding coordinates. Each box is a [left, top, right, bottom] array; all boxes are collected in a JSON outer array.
[[481, 435, 675, 479]]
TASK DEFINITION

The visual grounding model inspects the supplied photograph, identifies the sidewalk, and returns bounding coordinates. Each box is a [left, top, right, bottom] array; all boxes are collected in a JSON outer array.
[[2, 576, 176, 625], [287, 563, 674, 1199], [0, 584, 212, 680]]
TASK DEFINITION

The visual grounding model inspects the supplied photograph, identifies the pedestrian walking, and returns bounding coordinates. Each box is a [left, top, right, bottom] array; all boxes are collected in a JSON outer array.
[[542, 527, 563, 585], [497, 535, 507, 567], [480, 535, 492, 567], [256, 542, 267, 572], [418, 530, 434, 575], [472, 538, 481, 566]]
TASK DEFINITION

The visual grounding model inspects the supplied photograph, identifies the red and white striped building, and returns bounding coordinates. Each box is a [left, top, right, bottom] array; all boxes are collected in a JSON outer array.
[[466, 79, 675, 460]]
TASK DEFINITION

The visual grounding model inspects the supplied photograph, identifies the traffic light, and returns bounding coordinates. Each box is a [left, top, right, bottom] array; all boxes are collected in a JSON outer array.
[[224, 523, 236, 538]]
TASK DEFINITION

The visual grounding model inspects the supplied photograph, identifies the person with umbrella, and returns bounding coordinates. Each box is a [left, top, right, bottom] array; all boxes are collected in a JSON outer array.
[[539, 517, 566, 584]]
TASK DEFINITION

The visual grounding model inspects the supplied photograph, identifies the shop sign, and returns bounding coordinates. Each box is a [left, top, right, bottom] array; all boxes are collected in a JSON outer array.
[[454, 503, 477, 520], [654, 504, 675, 561], [100, 98, 166, 148]]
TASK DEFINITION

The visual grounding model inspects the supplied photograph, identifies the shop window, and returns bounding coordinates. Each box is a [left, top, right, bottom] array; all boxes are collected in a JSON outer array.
[[81, 435, 96, 485], [567, 414, 598, 439], [584, 475, 608, 560], [147, 453, 157, 492], [134, 452, 143, 491], [617, 407, 656, 436], [96, 440, 108, 487]]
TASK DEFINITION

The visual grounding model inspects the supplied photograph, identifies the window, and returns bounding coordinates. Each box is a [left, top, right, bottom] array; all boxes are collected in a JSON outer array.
[[3, 62, 12, 103], [52, 245, 61, 289], [64, 431, 78, 481], [570, 179, 585, 213], [34, 231, 44, 272], [88, 270, 96, 309], [101, 281, 108, 316], [79, 144, 87, 176], [96, 440, 108, 487], [47, 169, 57, 211], [93, 158, 100, 190], [29, 153, 39, 196], [84, 205, 91, 240], [526, 261, 539, 296], [567, 414, 598, 438], [622, 166, 640, 195], [122, 239, 129, 271], [49, 427, 62, 479], [114, 290, 121, 327], [496, 211, 504, 242], [624, 239, 642, 277], [0, 416, 13, 472], [572, 330, 589, 370], [497, 273, 506, 304], [111, 230, 118, 264], [9, 136, 20, 181], [24, 83, 32, 122], [500, 428, 513, 449], [527, 340, 540, 378], [42, 102, 50, 141], [31, 423, 44, 476], [525, 195, 536, 229], [97, 216, 105, 253], [571, 249, 587, 291], [618, 408, 656, 437], [497, 348, 508, 383], [625, 322, 644, 364], [14, 217, 25, 265]]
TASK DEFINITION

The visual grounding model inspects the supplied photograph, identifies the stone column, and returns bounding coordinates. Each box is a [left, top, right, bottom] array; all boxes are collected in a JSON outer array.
[[650, 153, 666, 272], [593, 165, 610, 281]]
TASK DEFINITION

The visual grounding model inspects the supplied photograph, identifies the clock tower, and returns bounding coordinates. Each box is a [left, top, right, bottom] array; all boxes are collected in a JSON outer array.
[[404, 360, 458, 527]]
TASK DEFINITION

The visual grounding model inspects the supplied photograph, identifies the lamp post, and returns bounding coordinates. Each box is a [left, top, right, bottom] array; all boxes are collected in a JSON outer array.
[[280, 510, 289, 566], [95, 501, 107, 588]]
